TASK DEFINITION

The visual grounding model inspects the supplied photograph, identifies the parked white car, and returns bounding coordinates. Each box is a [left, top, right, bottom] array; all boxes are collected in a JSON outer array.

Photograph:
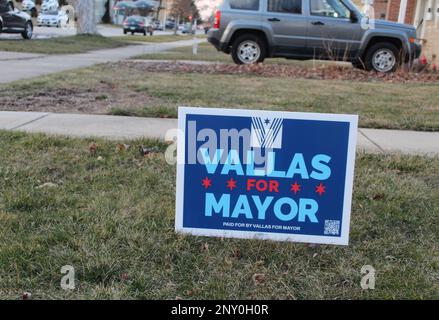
[[37, 10, 68, 28], [40, 0, 59, 13], [21, 0, 37, 17]]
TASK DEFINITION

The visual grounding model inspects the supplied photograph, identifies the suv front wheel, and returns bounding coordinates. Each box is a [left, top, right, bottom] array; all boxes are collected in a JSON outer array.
[[364, 42, 401, 73], [231, 34, 266, 65]]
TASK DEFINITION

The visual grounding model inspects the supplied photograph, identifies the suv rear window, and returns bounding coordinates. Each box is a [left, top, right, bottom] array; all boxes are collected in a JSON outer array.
[[229, 0, 259, 11], [268, 0, 302, 14]]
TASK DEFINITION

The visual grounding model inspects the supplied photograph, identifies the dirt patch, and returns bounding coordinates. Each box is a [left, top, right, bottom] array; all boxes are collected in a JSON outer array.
[[118, 61, 439, 84], [0, 80, 159, 114]]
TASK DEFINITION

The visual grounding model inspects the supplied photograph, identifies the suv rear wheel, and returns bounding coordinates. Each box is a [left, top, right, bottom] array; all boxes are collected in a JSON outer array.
[[231, 34, 266, 65], [364, 42, 400, 73]]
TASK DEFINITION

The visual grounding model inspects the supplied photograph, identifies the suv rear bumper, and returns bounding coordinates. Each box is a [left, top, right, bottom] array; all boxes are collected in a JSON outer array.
[[207, 29, 228, 52]]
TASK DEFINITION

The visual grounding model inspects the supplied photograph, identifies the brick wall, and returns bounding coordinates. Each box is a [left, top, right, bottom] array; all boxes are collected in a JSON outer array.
[[386, 0, 416, 23], [374, 0, 389, 19], [404, 0, 417, 23], [422, 19, 439, 61], [387, 0, 401, 21]]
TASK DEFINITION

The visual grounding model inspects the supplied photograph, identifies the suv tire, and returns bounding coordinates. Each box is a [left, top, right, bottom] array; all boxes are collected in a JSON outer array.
[[231, 34, 266, 65], [364, 42, 401, 73]]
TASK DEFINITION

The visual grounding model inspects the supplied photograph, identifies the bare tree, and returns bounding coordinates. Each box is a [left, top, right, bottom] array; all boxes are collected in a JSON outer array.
[[69, 0, 99, 35], [170, 0, 194, 34]]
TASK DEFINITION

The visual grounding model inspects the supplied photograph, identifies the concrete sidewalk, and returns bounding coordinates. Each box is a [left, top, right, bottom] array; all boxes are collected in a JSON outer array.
[[0, 38, 205, 84], [1, 111, 438, 156]]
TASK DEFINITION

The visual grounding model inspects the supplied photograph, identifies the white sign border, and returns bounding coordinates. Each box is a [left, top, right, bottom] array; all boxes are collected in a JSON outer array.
[[175, 106, 358, 246]]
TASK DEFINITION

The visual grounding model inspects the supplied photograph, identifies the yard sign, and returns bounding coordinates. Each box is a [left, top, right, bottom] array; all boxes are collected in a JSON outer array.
[[175, 107, 358, 245]]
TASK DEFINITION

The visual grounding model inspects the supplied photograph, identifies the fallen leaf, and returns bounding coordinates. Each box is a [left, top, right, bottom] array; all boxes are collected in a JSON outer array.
[[21, 292, 32, 300], [120, 273, 129, 282], [89, 141, 98, 155], [116, 143, 130, 153], [372, 194, 385, 201], [252, 273, 265, 284], [232, 249, 242, 259], [139, 145, 158, 157]]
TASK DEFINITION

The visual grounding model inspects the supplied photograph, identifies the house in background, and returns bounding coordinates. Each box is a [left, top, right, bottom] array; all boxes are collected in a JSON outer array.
[[355, 0, 438, 60], [384, 0, 438, 60]]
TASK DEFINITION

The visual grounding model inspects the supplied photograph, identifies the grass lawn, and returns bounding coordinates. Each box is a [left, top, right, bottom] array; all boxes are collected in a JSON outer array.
[[112, 34, 207, 44], [136, 42, 323, 67], [0, 130, 437, 299], [0, 62, 438, 131], [0, 35, 131, 55]]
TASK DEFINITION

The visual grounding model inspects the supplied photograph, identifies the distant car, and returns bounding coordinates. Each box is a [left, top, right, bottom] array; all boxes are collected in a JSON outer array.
[[123, 16, 153, 36], [165, 19, 175, 29], [41, 0, 59, 13], [152, 20, 163, 30], [37, 10, 68, 28], [21, 0, 37, 17], [181, 22, 194, 34], [0, 0, 33, 39]]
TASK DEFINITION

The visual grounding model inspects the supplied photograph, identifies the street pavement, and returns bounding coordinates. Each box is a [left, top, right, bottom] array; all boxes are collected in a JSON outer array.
[[0, 37, 206, 83], [0, 24, 203, 40], [1, 111, 438, 156]]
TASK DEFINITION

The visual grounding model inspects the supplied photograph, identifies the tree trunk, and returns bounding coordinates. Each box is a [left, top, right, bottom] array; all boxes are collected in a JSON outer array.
[[173, 14, 180, 35], [73, 0, 99, 35], [155, 0, 163, 20]]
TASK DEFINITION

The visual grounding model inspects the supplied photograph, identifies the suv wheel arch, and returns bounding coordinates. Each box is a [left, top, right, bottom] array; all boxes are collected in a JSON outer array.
[[228, 29, 269, 55], [354, 36, 404, 72], [360, 36, 403, 61], [364, 42, 401, 72]]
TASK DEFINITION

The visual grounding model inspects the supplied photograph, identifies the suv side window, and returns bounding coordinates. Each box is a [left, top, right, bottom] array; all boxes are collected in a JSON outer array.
[[310, 0, 350, 18], [229, 0, 259, 11], [268, 0, 302, 14]]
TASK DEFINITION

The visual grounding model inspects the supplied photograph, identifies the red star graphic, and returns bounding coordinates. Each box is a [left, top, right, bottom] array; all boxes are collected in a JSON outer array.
[[290, 182, 301, 194], [315, 182, 326, 196], [226, 178, 237, 191], [201, 177, 212, 189]]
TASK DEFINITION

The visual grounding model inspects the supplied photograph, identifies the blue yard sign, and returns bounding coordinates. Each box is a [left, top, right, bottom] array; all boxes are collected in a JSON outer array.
[[175, 107, 358, 245]]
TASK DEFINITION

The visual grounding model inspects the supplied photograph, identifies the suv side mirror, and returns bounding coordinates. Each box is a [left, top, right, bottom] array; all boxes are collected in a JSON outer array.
[[350, 11, 358, 23]]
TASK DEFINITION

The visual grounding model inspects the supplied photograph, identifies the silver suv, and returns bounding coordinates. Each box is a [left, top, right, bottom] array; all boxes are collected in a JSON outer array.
[[207, 0, 421, 72]]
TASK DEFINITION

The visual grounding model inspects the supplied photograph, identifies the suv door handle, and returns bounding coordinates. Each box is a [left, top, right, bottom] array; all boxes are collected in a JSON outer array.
[[268, 18, 280, 22], [311, 21, 325, 25]]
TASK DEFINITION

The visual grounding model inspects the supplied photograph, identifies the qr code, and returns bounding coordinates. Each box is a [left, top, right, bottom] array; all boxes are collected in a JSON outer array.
[[324, 220, 340, 235]]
